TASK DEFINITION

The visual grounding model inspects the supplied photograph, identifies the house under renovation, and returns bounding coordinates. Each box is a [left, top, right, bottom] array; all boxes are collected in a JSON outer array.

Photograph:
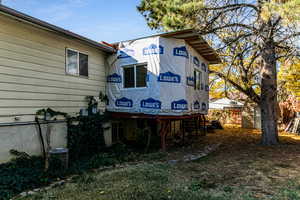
[[106, 31, 221, 150], [0, 5, 220, 162]]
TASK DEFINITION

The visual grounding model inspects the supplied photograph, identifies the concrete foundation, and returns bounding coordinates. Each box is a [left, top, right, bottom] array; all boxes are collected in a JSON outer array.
[[0, 121, 67, 163]]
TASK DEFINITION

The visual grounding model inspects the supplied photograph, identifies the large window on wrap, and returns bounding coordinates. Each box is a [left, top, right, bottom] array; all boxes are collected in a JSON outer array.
[[194, 69, 202, 90], [123, 64, 147, 88], [66, 49, 88, 77]]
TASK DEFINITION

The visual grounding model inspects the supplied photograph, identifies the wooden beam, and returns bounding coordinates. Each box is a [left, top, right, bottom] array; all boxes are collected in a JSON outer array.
[[173, 33, 199, 39]]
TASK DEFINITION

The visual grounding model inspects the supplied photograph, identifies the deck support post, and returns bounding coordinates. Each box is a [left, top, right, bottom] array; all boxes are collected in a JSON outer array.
[[158, 119, 170, 152]]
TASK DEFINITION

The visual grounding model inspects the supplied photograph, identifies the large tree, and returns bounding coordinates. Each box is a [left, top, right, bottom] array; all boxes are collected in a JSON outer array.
[[137, 0, 300, 145]]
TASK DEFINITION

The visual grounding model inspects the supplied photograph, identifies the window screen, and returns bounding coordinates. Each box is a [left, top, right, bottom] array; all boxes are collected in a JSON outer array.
[[79, 53, 88, 77], [66, 49, 88, 77], [124, 67, 135, 88], [66, 49, 78, 75], [123, 64, 148, 88], [136, 64, 147, 87]]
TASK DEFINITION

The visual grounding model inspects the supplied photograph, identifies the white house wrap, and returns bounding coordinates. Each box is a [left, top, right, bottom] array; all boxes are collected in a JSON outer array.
[[106, 36, 210, 116]]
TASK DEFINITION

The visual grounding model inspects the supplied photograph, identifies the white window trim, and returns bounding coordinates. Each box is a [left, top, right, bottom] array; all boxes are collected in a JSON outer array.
[[122, 63, 147, 90], [65, 48, 89, 78]]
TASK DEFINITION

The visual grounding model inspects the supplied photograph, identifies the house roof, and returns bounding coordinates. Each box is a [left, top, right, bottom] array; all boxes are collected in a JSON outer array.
[[209, 98, 244, 109], [0, 5, 115, 54], [114, 29, 222, 64]]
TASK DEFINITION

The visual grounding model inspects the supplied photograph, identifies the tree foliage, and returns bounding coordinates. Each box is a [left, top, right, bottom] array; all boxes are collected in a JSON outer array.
[[138, 0, 300, 145], [278, 60, 300, 99]]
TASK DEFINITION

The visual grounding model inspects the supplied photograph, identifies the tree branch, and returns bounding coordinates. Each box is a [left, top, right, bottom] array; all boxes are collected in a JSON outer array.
[[210, 69, 261, 104], [205, 3, 259, 12]]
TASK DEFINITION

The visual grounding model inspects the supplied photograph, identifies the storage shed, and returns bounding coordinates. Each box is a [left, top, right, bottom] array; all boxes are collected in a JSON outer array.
[[209, 98, 261, 129]]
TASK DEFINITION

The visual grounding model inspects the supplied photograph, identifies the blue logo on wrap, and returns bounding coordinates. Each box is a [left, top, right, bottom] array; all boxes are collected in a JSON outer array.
[[171, 99, 188, 110], [158, 71, 181, 83], [173, 46, 189, 58], [186, 77, 195, 86], [205, 85, 209, 91], [201, 63, 207, 72], [115, 97, 133, 108], [107, 73, 122, 83], [143, 44, 164, 55], [141, 98, 161, 109], [193, 56, 200, 67], [117, 48, 135, 59], [202, 102, 207, 111], [194, 101, 200, 110]]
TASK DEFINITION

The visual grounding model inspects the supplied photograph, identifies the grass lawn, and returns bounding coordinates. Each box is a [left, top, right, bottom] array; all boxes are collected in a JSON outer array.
[[18, 127, 300, 200]]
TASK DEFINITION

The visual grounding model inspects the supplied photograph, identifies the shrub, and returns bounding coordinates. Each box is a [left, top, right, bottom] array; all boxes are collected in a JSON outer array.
[[67, 113, 107, 160]]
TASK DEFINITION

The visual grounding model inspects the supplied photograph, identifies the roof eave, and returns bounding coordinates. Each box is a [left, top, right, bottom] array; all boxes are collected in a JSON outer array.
[[112, 29, 221, 64]]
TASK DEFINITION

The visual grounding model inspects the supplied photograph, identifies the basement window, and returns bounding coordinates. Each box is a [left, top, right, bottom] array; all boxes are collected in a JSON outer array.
[[123, 64, 147, 88], [66, 49, 89, 77]]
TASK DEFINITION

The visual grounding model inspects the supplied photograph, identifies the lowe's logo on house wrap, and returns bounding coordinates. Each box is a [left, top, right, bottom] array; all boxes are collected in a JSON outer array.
[[193, 56, 200, 67], [171, 99, 188, 110], [141, 98, 161, 109], [173, 46, 189, 58], [194, 101, 200, 110], [143, 44, 164, 55], [186, 77, 195, 86], [117, 48, 135, 59], [158, 71, 181, 83], [115, 97, 133, 108], [107, 73, 122, 83]]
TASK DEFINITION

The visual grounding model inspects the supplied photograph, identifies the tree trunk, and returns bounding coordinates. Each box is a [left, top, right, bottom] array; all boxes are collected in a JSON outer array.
[[260, 40, 279, 145]]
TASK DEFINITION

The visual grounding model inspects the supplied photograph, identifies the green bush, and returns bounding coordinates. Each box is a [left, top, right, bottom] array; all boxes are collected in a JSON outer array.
[[67, 113, 107, 160], [0, 156, 53, 200]]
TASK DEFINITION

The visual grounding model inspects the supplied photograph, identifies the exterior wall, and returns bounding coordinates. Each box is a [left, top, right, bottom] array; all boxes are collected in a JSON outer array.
[[0, 14, 108, 163], [253, 106, 261, 129], [106, 36, 209, 116], [241, 104, 261, 129], [107, 37, 161, 115], [0, 122, 67, 163], [0, 14, 108, 123], [182, 40, 209, 114], [241, 110, 254, 128]]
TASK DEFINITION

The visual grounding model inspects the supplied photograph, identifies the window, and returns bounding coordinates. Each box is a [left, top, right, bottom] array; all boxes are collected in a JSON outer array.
[[123, 64, 147, 88], [194, 69, 202, 90], [66, 49, 88, 77], [136, 65, 147, 87], [124, 67, 135, 88]]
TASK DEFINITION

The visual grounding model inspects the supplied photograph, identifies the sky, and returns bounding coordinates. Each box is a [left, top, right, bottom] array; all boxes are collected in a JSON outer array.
[[2, 0, 159, 43]]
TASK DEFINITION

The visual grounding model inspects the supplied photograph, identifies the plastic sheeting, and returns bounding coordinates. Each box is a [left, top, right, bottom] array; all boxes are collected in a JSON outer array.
[[106, 36, 209, 116]]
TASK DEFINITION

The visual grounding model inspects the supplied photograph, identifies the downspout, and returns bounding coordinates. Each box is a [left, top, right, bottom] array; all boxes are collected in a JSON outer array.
[[35, 117, 46, 159]]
